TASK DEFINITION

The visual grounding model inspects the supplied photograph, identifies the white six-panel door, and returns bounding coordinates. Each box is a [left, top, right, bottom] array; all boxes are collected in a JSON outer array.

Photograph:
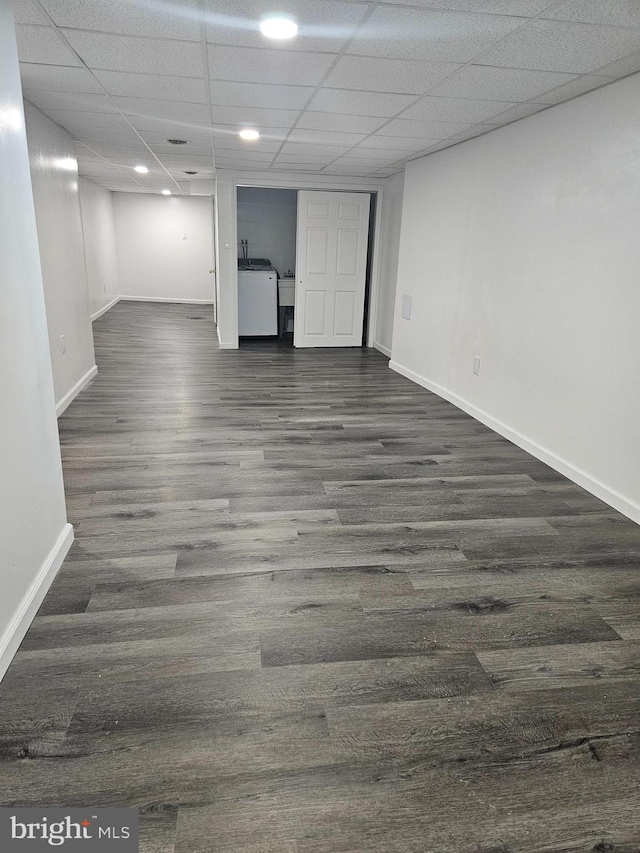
[[294, 190, 370, 348]]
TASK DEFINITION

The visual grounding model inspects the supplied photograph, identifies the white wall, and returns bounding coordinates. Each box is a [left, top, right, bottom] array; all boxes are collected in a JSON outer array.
[[79, 177, 119, 318], [113, 193, 214, 303], [0, 0, 72, 681], [390, 73, 640, 524], [25, 102, 96, 411], [374, 171, 404, 356], [237, 186, 297, 277]]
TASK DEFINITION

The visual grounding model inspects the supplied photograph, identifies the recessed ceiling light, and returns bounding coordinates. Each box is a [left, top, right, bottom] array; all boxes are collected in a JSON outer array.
[[239, 128, 260, 141], [259, 15, 297, 40], [166, 138, 188, 145], [161, 189, 172, 195], [134, 165, 149, 173]]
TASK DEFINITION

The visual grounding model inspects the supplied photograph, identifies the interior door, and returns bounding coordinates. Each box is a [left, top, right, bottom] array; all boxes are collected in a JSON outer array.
[[294, 190, 370, 348]]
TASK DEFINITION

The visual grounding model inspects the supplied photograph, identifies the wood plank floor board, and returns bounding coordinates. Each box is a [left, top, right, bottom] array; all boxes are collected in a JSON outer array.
[[2, 302, 639, 851]]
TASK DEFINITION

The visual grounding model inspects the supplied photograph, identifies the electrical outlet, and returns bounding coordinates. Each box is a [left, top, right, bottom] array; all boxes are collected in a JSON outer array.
[[401, 294, 412, 320], [473, 356, 481, 375], [60, 335, 66, 354]]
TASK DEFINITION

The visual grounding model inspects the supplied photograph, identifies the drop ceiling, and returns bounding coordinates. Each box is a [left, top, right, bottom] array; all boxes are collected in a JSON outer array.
[[12, 0, 640, 193]]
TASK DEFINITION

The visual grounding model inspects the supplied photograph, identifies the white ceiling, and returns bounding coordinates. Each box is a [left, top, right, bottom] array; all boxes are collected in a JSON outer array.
[[11, 0, 640, 193]]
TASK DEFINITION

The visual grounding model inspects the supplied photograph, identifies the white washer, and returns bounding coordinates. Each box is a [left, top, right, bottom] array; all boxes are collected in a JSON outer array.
[[238, 260, 278, 336]]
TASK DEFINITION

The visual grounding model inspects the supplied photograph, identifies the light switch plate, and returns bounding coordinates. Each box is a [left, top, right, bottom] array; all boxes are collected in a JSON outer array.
[[401, 294, 412, 320]]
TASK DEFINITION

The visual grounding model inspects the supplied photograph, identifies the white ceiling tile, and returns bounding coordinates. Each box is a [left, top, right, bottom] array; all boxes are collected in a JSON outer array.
[[53, 111, 134, 129], [208, 45, 333, 86], [148, 143, 213, 158], [544, 0, 640, 29], [204, 0, 367, 53], [73, 127, 143, 144], [476, 19, 640, 73], [216, 152, 275, 164], [350, 7, 523, 62], [19, 62, 103, 93], [38, 0, 201, 40], [478, 101, 548, 125], [213, 137, 282, 153], [327, 157, 396, 169], [269, 164, 323, 172], [212, 125, 290, 142], [401, 95, 517, 123], [320, 165, 377, 175], [307, 88, 415, 117], [377, 118, 472, 137], [430, 65, 577, 101], [341, 147, 408, 160], [126, 116, 211, 136], [156, 154, 216, 166], [359, 134, 438, 150], [81, 145, 151, 158], [93, 71, 207, 103], [380, 0, 552, 13], [11, 0, 49, 25], [296, 111, 386, 134], [209, 81, 314, 109], [112, 97, 211, 124], [206, 106, 298, 129], [280, 142, 351, 157], [287, 128, 366, 146], [16, 24, 81, 65], [593, 50, 640, 77], [325, 55, 461, 95], [531, 74, 613, 105], [23, 90, 119, 113], [139, 131, 212, 147], [274, 154, 337, 165], [61, 30, 203, 77]]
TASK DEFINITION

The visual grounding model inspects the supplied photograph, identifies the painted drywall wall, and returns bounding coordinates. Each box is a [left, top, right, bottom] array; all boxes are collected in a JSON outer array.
[[390, 72, 640, 523], [237, 186, 297, 278], [113, 193, 214, 303], [0, 0, 72, 680], [79, 177, 119, 319], [215, 170, 385, 349], [374, 171, 404, 356], [25, 102, 96, 411]]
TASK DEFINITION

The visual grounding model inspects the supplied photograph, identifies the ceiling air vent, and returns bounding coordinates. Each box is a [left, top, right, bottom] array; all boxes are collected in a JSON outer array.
[[166, 138, 188, 145]]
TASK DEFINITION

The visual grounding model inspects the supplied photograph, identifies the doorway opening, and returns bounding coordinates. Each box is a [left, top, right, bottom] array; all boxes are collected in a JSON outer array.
[[236, 185, 377, 350]]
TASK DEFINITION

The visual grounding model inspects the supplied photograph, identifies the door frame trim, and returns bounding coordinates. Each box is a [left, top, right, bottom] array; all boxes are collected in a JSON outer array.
[[219, 172, 385, 350]]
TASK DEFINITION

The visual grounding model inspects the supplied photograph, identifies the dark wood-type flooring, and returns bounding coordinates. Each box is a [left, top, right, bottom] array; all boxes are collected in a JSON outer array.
[[2, 302, 640, 852]]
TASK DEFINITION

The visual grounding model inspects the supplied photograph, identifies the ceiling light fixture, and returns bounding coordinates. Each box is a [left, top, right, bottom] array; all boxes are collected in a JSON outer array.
[[184, 170, 198, 175], [166, 138, 188, 145], [239, 128, 260, 141], [134, 165, 149, 173], [161, 189, 172, 195], [259, 15, 298, 40]]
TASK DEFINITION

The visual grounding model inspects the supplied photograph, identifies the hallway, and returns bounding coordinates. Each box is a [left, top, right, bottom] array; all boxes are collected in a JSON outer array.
[[2, 301, 640, 851]]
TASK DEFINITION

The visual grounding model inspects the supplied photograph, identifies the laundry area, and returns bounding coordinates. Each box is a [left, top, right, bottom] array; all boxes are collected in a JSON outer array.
[[237, 187, 297, 343], [236, 186, 374, 348]]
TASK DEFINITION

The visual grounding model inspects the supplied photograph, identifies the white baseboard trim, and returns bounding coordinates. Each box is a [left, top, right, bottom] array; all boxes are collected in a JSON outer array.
[[0, 523, 74, 683], [374, 342, 391, 358], [56, 364, 98, 417], [119, 296, 214, 305], [91, 296, 120, 321], [389, 359, 640, 526], [217, 326, 237, 349]]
